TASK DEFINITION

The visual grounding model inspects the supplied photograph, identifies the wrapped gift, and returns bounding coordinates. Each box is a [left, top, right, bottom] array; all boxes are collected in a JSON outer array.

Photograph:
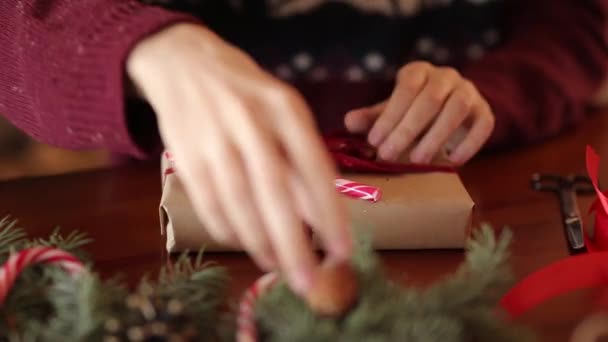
[[159, 136, 474, 252]]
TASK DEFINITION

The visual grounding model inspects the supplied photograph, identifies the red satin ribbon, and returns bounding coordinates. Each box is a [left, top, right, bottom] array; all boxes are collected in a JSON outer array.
[[585, 146, 608, 252], [500, 252, 608, 318], [500, 146, 608, 319], [324, 133, 455, 173]]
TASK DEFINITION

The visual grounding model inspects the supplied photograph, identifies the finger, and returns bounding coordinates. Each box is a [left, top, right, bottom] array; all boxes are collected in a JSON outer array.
[[410, 81, 475, 164], [155, 88, 241, 248], [270, 88, 352, 260], [178, 151, 240, 247], [378, 67, 461, 161], [368, 61, 431, 147], [222, 97, 318, 294], [288, 170, 318, 251], [448, 100, 495, 165], [206, 137, 278, 271], [254, 149, 319, 294], [289, 169, 318, 229], [344, 101, 387, 134]]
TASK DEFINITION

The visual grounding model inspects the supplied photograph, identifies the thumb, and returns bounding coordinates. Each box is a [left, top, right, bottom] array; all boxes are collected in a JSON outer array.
[[344, 101, 387, 134]]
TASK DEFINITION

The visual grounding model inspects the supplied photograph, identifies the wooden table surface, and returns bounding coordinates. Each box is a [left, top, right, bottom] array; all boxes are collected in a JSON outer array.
[[2, 110, 608, 341]]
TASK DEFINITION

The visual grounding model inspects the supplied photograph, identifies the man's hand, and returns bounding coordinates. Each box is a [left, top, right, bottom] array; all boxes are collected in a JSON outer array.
[[127, 23, 352, 294], [345, 61, 495, 165]]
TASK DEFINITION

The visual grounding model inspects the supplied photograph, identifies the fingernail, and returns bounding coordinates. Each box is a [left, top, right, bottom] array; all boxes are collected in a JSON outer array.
[[410, 149, 427, 164], [379, 143, 396, 161], [291, 269, 313, 295], [258, 254, 276, 271], [368, 130, 383, 147], [449, 151, 463, 165]]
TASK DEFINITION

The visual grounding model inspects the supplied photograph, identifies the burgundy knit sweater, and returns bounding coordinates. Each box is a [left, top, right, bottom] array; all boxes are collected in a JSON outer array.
[[1, 0, 607, 159]]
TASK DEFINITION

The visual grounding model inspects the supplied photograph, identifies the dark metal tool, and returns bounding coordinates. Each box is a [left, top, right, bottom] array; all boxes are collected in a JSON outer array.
[[531, 173, 595, 254]]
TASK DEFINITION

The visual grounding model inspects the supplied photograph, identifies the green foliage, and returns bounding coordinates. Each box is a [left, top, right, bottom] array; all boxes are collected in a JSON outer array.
[[255, 225, 535, 342], [40, 254, 231, 341], [0, 217, 94, 341], [0, 217, 230, 342], [0, 216, 535, 342], [0, 217, 27, 262]]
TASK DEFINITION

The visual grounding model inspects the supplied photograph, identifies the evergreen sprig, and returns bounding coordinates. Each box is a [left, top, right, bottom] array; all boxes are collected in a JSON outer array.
[[0, 217, 27, 262], [40, 252, 230, 341], [255, 225, 535, 342], [0, 217, 94, 340], [0, 215, 535, 341], [0, 216, 230, 342]]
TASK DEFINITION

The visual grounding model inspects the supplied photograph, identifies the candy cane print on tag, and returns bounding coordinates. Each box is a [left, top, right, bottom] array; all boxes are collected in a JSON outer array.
[[334, 178, 382, 202]]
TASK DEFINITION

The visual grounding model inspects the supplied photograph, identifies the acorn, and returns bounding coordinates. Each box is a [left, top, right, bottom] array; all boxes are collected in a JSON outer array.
[[305, 258, 359, 317]]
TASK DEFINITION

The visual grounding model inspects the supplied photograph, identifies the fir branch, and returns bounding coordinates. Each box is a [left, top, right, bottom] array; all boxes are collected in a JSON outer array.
[[25, 228, 92, 263], [0, 216, 92, 263], [40, 250, 231, 342], [0, 266, 64, 341], [28, 228, 92, 252], [156, 250, 232, 341], [43, 271, 127, 341], [255, 225, 534, 342], [0, 217, 27, 262], [423, 224, 514, 312], [0, 218, 232, 341]]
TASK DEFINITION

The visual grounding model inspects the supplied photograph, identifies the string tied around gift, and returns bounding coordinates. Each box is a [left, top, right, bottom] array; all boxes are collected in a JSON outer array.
[[163, 133, 456, 203], [324, 132, 456, 174], [0, 246, 85, 305]]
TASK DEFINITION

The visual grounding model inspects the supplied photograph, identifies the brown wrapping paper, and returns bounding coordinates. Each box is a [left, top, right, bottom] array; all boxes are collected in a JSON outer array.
[[159, 151, 474, 253]]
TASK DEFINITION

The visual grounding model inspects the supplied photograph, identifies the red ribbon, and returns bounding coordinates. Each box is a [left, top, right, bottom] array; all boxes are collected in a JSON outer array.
[[500, 146, 608, 319], [165, 134, 454, 176], [324, 133, 456, 173], [500, 252, 608, 318], [585, 146, 608, 252]]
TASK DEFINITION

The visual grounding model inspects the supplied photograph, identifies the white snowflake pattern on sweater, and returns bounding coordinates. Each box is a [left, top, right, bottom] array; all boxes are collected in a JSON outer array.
[[266, 0, 493, 17]]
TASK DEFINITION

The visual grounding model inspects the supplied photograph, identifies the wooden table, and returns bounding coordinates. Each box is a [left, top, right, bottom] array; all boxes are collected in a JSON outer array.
[[2, 110, 608, 341]]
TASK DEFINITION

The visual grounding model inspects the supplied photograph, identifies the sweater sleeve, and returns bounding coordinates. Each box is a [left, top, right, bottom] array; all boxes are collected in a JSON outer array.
[[461, 0, 608, 148], [0, 1, 198, 158]]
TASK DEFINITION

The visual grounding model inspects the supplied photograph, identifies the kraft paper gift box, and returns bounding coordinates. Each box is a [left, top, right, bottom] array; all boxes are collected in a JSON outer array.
[[159, 150, 474, 253]]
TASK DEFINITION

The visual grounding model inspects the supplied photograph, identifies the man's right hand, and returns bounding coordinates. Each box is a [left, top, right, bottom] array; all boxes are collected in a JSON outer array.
[[127, 23, 352, 294]]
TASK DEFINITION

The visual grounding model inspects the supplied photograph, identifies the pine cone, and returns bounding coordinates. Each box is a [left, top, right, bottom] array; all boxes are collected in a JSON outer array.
[[103, 294, 199, 342]]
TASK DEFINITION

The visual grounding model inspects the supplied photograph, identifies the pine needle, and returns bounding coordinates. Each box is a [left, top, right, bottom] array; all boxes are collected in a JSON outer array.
[[0, 216, 534, 341], [255, 225, 535, 342], [26, 228, 93, 262], [0, 217, 232, 342], [0, 217, 27, 261]]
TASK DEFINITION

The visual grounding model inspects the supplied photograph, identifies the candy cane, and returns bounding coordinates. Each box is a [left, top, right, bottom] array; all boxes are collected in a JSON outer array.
[[0, 247, 84, 305], [237, 272, 279, 342]]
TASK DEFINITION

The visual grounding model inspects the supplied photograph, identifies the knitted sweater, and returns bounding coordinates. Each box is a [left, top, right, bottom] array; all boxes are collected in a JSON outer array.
[[1, 0, 607, 159]]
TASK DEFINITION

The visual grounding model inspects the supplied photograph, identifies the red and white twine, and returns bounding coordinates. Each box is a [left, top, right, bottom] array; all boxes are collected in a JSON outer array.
[[163, 151, 382, 203], [237, 272, 279, 342], [0, 247, 84, 305]]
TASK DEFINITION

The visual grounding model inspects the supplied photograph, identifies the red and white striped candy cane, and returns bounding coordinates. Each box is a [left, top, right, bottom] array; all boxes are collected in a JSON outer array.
[[0, 247, 84, 305], [335, 178, 382, 202], [237, 272, 279, 342]]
